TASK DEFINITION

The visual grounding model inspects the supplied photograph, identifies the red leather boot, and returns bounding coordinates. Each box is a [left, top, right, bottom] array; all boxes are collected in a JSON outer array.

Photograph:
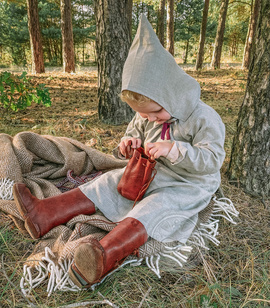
[[13, 183, 96, 239], [69, 217, 148, 287]]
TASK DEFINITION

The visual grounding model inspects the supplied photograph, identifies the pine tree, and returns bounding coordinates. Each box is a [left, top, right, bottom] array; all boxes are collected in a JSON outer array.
[[95, 0, 134, 125], [228, 0, 270, 198]]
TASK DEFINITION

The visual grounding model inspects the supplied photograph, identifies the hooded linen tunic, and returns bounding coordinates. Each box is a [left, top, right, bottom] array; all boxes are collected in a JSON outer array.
[[79, 15, 225, 244]]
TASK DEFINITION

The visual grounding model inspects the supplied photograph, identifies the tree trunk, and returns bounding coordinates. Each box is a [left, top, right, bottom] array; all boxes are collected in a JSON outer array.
[[26, 0, 45, 74], [228, 0, 270, 198], [126, 0, 133, 38], [135, 2, 140, 26], [60, 0, 75, 73], [195, 0, 209, 70], [147, 4, 151, 20], [156, 0, 166, 47], [242, 0, 261, 69], [166, 0, 174, 55], [47, 39, 53, 63], [210, 0, 229, 69], [184, 37, 189, 64], [94, 0, 134, 125]]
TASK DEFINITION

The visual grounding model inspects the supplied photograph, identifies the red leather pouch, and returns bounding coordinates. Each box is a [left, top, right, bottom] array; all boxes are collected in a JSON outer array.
[[117, 147, 157, 204]]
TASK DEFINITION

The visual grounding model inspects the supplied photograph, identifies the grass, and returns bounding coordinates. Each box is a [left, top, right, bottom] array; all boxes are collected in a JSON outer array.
[[0, 66, 269, 307]]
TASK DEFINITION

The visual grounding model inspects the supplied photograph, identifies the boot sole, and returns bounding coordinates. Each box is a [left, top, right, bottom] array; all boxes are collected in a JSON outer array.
[[24, 217, 40, 239], [12, 184, 40, 239], [69, 238, 104, 287], [68, 262, 90, 288]]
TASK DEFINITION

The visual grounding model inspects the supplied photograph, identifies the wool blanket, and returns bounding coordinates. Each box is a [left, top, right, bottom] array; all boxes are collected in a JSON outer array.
[[0, 132, 238, 296]]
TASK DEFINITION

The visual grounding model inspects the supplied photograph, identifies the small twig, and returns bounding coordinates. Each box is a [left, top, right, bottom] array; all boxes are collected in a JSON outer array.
[[1, 254, 37, 308], [97, 291, 120, 308], [60, 300, 118, 308], [138, 286, 152, 308]]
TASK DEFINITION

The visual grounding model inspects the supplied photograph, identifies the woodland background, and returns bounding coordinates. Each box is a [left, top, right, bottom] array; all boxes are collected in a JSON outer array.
[[0, 0, 253, 70]]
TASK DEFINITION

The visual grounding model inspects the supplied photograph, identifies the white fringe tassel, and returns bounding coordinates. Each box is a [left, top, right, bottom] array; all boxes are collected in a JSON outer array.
[[20, 247, 80, 297], [20, 197, 239, 296], [0, 178, 14, 200]]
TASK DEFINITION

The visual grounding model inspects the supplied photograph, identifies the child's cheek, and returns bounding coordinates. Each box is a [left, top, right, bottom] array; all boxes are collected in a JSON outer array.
[[139, 113, 147, 119]]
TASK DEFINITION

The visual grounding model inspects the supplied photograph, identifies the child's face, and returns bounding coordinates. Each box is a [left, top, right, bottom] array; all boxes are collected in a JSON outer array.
[[126, 99, 171, 124]]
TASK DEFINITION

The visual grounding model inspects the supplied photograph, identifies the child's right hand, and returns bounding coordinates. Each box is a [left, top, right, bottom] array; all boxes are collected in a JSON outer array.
[[119, 138, 142, 158]]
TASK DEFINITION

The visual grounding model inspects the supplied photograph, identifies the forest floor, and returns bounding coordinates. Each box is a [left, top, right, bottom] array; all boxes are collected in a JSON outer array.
[[0, 67, 269, 307]]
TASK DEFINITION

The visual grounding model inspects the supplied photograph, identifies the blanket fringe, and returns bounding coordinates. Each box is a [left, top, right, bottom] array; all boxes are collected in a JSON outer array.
[[145, 197, 238, 277], [19, 197, 239, 296], [20, 247, 80, 297], [0, 178, 14, 200]]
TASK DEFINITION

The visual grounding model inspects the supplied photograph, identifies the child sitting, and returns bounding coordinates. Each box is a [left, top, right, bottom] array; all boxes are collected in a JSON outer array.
[[13, 15, 225, 287]]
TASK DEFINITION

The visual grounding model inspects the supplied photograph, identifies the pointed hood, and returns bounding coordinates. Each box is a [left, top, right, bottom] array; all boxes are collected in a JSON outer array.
[[122, 15, 201, 122]]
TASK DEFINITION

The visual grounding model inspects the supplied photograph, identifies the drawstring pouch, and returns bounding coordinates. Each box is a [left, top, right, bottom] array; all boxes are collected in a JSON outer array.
[[117, 147, 157, 206]]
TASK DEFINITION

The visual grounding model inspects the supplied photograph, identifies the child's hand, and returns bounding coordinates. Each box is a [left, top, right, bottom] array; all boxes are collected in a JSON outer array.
[[145, 142, 173, 159], [119, 138, 142, 158]]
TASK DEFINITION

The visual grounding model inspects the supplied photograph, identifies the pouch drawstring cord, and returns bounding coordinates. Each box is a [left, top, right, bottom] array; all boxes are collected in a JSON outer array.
[[161, 122, 171, 140]]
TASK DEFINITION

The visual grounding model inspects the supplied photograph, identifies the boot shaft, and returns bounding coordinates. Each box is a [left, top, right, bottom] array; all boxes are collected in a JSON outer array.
[[100, 217, 148, 273], [13, 183, 96, 238]]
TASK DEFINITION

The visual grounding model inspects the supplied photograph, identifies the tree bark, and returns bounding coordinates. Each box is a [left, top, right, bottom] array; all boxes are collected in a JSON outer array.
[[26, 0, 45, 74], [156, 0, 166, 46], [210, 0, 229, 69], [195, 0, 209, 70], [184, 36, 189, 64], [60, 0, 75, 73], [166, 0, 174, 55], [94, 0, 134, 125], [228, 0, 270, 198], [242, 0, 261, 69], [126, 0, 133, 38]]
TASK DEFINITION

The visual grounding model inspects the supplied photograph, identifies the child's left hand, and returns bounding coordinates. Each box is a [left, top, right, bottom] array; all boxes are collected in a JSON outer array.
[[145, 142, 173, 159]]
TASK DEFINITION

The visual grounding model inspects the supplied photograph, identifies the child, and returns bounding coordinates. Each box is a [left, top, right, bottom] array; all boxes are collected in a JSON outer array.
[[13, 15, 225, 287]]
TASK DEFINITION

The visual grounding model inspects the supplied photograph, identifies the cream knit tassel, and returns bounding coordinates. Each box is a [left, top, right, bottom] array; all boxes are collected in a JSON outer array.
[[0, 178, 14, 200]]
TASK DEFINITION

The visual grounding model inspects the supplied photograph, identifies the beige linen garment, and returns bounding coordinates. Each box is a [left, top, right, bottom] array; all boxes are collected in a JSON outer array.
[[80, 15, 226, 244]]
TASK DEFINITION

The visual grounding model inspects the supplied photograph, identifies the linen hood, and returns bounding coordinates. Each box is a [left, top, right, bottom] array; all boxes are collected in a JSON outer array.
[[122, 15, 201, 122]]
